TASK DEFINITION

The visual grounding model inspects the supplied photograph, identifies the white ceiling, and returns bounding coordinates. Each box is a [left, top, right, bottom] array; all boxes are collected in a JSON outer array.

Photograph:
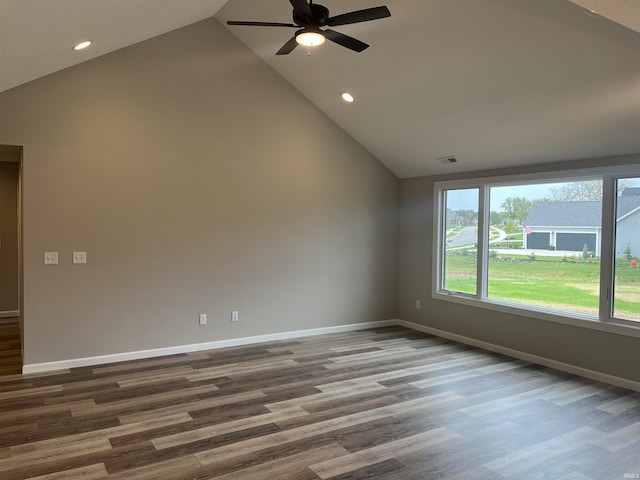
[[2, 0, 640, 178]]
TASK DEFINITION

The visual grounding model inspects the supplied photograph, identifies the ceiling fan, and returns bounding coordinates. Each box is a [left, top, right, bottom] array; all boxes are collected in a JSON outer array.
[[227, 0, 391, 55]]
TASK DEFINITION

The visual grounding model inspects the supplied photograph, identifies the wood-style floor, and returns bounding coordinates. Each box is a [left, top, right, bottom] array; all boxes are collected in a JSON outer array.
[[0, 321, 21, 376], [0, 326, 639, 480]]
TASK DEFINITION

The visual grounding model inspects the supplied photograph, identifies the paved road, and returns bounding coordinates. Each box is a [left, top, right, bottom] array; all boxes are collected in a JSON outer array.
[[447, 226, 478, 248], [447, 226, 510, 249]]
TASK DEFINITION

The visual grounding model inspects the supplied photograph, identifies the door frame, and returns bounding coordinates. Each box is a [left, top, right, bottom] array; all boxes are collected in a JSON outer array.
[[0, 147, 22, 328]]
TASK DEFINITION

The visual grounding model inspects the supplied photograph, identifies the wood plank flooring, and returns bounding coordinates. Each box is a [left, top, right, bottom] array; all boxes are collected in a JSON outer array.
[[1, 326, 639, 479], [0, 321, 21, 376]]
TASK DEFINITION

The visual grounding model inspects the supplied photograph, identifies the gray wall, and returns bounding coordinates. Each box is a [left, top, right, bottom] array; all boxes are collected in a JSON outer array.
[[0, 160, 19, 312], [397, 155, 640, 383], [0, 19, 398, 365]]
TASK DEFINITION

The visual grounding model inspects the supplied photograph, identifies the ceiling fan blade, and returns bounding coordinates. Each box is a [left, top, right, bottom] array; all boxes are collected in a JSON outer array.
[[227, 21, 298, 27], [324, 29, 369, 52], [289, 0, 312, 19], [326, 6, 391, 27], [276, 36, 299, 55]]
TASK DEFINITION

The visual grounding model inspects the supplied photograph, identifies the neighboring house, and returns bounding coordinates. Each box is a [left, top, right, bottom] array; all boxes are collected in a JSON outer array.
[[615, 189, 640, 258], [523, 200, 602, 255], [446, 209, 464, 227], [523, 190, 640, 257]]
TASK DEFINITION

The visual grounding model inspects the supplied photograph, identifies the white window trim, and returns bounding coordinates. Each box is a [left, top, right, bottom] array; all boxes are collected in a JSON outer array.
[[432, 163, 640, 339]]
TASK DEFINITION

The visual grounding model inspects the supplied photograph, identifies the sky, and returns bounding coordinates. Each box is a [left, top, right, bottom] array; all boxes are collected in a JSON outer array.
[[446, 178, 640, 211], [490, 184, 553, 210], [446, 184, 554, 211]]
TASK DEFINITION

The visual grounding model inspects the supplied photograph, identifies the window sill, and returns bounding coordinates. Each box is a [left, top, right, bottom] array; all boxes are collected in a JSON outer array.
[[432, 290, 640, 340]]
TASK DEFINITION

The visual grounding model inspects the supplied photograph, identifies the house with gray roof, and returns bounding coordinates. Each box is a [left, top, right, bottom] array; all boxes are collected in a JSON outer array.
[[523, 190, 640, 257], [615, 193, 640, 259]]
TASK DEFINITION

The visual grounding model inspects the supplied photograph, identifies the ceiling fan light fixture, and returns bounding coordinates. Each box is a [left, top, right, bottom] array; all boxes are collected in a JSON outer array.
[[296, 30, 326, 47]]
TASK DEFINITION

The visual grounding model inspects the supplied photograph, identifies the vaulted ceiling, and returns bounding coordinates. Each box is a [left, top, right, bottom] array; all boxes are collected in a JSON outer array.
[[2, 0, 640, 177]]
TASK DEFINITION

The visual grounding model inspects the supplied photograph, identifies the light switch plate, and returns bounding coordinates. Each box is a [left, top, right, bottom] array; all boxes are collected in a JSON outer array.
[[44, 252, 58, 265], [72, 252, 87, 264]]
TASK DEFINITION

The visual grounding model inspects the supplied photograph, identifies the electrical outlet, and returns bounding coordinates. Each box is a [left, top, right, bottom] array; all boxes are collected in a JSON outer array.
[[44, 252, 58, 265], [231, 310, 239, 322], [72, 251, 87, 264], [199, 314, 207, 325], [416, 300, 421, 310]]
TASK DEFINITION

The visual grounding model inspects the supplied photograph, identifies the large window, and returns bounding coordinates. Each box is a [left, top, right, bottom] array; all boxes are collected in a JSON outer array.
[[434, 168, 640, 331]]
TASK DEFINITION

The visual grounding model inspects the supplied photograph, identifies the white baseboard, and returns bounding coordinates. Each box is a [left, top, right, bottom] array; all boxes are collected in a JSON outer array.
[[396, 319, 640, 393], [20, 318, 640, 392], [22, 320, 396, 374], [0, 311, 19, 319]]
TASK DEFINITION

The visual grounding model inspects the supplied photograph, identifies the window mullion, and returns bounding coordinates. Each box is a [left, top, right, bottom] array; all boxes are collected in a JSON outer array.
[[436, 188, 447, 293], [599, 177, 615, 321], [477, 186, 488, 299]]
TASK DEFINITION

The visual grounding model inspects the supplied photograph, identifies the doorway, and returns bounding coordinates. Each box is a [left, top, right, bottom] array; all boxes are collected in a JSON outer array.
[[0, 145, 22, 375]]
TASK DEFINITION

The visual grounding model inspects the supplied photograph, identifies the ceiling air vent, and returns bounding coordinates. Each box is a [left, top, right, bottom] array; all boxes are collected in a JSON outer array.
[[437, 155, 458, 164]]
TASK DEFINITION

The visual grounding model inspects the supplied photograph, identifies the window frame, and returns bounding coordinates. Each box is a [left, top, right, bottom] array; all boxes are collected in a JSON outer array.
[[440, 187, 481, 298], [432, 164, 640, 339]]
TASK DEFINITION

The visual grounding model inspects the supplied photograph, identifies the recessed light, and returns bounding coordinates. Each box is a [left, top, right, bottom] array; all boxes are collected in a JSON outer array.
[[341, 92, 355, 103], [73, 40, 92, 51]]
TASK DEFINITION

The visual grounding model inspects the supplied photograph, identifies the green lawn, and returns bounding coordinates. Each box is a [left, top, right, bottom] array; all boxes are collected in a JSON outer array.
[[444, 254, 640, 320]]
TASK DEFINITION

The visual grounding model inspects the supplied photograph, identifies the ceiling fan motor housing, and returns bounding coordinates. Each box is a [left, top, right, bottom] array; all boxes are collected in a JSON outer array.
[[294, 3, 329, 26]]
